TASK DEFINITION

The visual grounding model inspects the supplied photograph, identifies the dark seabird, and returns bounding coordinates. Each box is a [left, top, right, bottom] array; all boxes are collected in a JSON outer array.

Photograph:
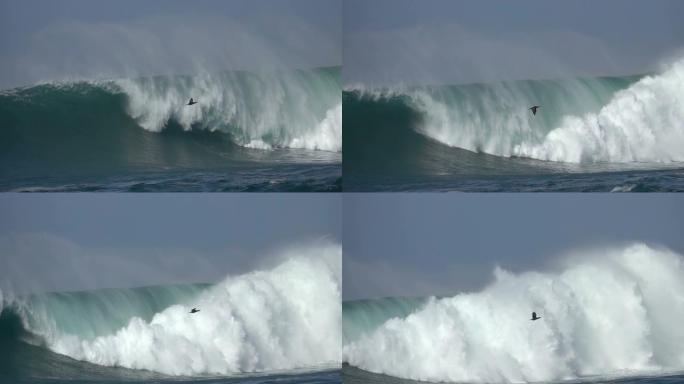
[[187, 98, 198, 106], [531, 312, 541, 321], [529, 105, 540, 116], [190, 308, 200, 314]]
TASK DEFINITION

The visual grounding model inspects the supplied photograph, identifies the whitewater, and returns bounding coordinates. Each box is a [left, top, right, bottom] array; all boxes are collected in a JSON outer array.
[[347, 58, 684, 164], [0, 67, 342, 191], [343, 244, 684, 383], [1, 244, 341, 377], [114, 68, 341, 152]]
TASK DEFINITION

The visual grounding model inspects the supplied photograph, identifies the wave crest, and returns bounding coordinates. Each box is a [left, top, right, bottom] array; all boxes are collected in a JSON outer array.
[[116, 68, 341, 152], [343, 244, 684, 383], [513, 61, 684, 162], [3, 244, 341, 376], [352, 59, 684, 164]]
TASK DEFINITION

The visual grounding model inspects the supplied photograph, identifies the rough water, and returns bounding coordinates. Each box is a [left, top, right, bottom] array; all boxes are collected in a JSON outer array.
[[344, 59, 684, 191], [343, 244, 684, 383], [0, 67, 341, 192], [0, 245, 342, 383]]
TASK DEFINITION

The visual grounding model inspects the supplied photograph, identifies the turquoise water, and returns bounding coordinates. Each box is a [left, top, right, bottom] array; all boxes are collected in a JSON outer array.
[[343, 67, 684, 191], [0, 67, 341, 192]]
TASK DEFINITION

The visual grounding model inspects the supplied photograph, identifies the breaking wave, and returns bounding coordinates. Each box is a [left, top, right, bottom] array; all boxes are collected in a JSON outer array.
[[1, 244, 341, 377], [116, 67, 341, 152], [0, 67, 341, 161], [346, 58, 684, 164], [343, 244, 684, 383]]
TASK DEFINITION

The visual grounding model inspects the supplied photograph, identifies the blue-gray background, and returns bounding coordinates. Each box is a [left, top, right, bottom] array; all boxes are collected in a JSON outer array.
[[344, 0, 684, 86], [343, 194, 684, 300], [0, 0, 341, 89], [0, 194, 341, 294]]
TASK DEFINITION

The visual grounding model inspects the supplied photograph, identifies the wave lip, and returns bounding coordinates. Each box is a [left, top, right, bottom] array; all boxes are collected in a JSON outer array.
[[343, 244, 684, 383], [2, 244, 342, 377]]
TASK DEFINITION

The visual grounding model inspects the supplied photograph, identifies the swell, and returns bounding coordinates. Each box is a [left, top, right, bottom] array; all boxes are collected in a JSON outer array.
[[0, 67, 341, 180], [345, 58, 684, 165], [0, 245, 342, 377], [343, 244, 684, 383]]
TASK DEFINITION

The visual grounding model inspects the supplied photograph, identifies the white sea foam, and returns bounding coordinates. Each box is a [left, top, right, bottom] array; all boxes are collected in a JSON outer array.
[[288, 103, 342, 152], [357, 58, 684, 164], [513, 61, 684, 163], [16, 244, 341, 376], [343, 244, 684, 383], [114, 70, 341, 152]]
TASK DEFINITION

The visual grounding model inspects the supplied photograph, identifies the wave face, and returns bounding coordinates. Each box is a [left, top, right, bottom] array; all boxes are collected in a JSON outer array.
[[346, 58, 684, 165], [1, 245, 341, 377], [343, 244, 684, 383], [343, 297, 427, 345], [0, 67, 340, 177]]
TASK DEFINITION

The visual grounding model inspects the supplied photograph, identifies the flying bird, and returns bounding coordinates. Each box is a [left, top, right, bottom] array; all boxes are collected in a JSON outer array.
[[531, 312, 541, 321], [187, 98, 198, 106], [529, 105, 540, 116], [190, 308, 200, 314]]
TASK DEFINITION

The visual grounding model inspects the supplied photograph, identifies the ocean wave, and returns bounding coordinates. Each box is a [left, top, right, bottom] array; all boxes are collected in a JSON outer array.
[[116, 68, 341, 152], [343, 244, 684, 383], [1, 244, 341, 376], [347, 58, 684, 164], [0, 67, 341, 154]]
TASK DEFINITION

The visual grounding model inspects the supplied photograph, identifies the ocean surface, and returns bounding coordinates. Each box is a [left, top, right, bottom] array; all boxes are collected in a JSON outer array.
[[0, 67, 341, 192], [344, 60, 684, 192], [342, 244, 684, 383], [342, 365, 683, 384], [0, 251, 342, 383]]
